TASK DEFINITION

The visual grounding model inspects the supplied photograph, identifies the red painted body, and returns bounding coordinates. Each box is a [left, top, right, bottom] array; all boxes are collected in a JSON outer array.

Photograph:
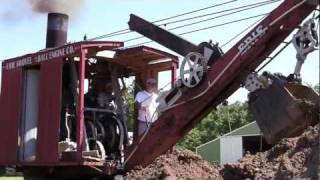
[[125, 0, 318, 169], [36, 59, 63, 163], [0, 0, 317, 176], [0, 39, 178, 175], [0, 41, 122, 166], [0, 68, 23, 164]]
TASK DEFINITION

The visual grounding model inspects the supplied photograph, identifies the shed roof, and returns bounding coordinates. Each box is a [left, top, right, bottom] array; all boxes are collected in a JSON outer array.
[[225, 121, 261, 136], [196, 121, 261, 150]]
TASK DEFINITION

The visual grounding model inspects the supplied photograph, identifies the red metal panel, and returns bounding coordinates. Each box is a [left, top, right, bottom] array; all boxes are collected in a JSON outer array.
[[2, 44, 80, 71], [171, 62, 178, 87], [36, 59, 63, 163], [76, 50, 86, 161], [0, 68, 23, 164]]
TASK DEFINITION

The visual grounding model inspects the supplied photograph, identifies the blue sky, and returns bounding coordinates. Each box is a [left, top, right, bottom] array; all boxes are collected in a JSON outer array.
[[0, 0, 319, 102]]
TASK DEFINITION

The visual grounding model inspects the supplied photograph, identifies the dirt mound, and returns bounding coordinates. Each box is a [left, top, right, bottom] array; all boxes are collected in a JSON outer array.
[[223, 124, 320, 180], [126, 124, 319, 180], [126, 149, 222, 180]]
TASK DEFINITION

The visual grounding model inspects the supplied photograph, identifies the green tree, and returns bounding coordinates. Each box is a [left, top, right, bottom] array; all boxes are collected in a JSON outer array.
[[177, 102, 252, 151], [124, 82, 135, 132]]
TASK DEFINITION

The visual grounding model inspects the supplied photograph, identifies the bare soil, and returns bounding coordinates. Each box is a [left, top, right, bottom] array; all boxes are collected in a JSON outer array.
[[126, 124, 319, 180], [223, 124, 320, 180], [126, 149, 222, 180]]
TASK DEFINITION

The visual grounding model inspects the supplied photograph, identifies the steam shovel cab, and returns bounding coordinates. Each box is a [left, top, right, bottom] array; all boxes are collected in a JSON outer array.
[[0, 41, 178, 178]]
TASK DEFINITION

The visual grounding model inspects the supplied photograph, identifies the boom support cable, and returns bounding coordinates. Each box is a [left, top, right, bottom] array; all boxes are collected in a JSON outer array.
[[88, 0, 279, 41], [124, 1, 277, 43], [125, 13, 269, 48], [88, 0, 238, 41]]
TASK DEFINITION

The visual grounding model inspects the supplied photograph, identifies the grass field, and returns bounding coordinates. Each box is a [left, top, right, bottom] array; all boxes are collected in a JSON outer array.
[[0, 177, 23, 180]]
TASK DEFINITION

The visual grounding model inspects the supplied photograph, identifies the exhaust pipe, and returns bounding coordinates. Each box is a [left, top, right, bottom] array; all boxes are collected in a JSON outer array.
[[46, 13, 69, 48]]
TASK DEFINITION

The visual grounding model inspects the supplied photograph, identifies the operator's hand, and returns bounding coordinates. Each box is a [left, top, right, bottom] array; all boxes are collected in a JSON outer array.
[[120, 88, 127, 96], [140, 106, 147, 112]]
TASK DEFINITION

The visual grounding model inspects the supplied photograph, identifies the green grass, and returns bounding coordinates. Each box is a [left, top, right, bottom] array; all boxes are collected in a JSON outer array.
[[0, 177, 23, 180]]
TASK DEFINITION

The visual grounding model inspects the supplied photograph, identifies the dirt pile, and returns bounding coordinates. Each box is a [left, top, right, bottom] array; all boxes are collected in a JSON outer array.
[[223, 124, 320, 180], [126, 124, 319, 180], [126, 149, 222, 180]]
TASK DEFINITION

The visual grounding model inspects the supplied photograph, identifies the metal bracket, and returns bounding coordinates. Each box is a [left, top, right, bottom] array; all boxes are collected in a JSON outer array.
[[292, 18, 318, 62], [292, 18, 318, 77], [244, 73, 269, 92], [156, 88, 182, 112]]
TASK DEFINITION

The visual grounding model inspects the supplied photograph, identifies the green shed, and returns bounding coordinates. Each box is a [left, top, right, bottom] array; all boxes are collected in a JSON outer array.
[[196, 121, 272, 165]]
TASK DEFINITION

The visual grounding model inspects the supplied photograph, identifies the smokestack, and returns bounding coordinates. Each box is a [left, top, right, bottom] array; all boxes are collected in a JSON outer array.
[[46, 13, 68, 48]]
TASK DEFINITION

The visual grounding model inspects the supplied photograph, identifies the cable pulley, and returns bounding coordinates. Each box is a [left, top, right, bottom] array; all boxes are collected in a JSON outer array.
[[180, 52, 207, 88]]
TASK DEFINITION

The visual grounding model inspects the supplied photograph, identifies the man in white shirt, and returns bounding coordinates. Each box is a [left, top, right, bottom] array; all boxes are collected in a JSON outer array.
[[135, 78, 159, 136]]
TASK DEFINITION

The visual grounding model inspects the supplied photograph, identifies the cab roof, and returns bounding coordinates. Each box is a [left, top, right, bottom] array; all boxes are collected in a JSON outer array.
[[2, 41, 178, 72]]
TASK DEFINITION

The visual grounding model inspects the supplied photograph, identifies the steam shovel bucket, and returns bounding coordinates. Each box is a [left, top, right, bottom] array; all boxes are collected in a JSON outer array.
[[249, 80, 319, 144]]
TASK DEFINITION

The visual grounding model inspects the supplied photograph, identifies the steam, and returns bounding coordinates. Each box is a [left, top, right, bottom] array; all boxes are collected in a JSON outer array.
[[0, 0, 85, 22], [28, 0, 84, 15]]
